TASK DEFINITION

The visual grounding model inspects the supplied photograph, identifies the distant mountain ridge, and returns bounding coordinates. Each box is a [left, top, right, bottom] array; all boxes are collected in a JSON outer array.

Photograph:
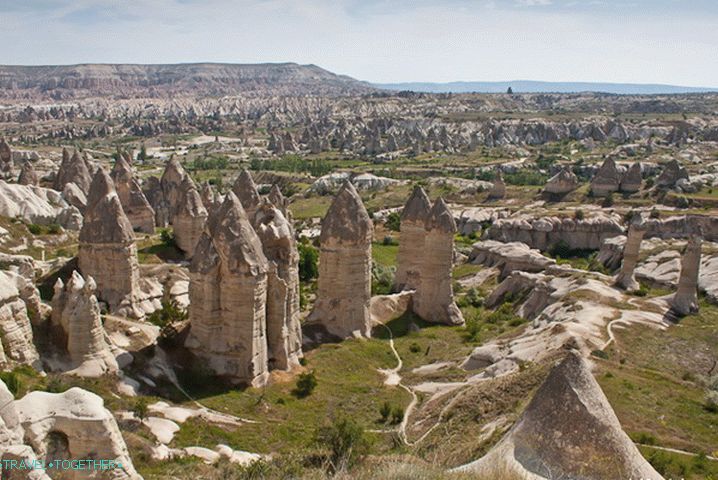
[[374, 80, 718, 95], [0, 62, 375, 99]]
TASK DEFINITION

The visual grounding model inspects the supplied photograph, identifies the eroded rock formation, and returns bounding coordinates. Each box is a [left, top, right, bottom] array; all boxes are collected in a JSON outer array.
[[111, 152, 156, 234], [590, 157, 621, 197], [54, 148, 92, 195], [619, 161, 642, 193], [308, 182, 373, 338], [456, 352, 663, 480], [173, 177, 208, 257], [544, 166, 579, 195], [669, 235, 702, 316], [232, 169, 261, 224], [255, 201, 303, 370], [0, 271, 42, 370], [395, 185, 431, 291], [614, 221, 646, 291], [413, 198, 464, 325], [186, 192, 270, 386], [17, 161, 38, 186], [51, 271, 118, 377], [78, 169, 142, 317]]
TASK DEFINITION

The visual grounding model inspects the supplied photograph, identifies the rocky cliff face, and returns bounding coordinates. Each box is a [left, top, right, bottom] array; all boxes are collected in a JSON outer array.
[[186, 192, 270, 387], [308, 182, 373, 339], [78, 169, 143, 317]]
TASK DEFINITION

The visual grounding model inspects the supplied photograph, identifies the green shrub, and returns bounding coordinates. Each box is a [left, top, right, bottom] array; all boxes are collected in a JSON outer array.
[[463, 315, 483, 343], [384, 212, 401, 232], [159, 228, 176, 248], [27, 224, 43, 235], [133, 397, 149, 420], [409, 342, 422, 353], [574, 209, 585, 220], [601, 193, 614, 208], [371, 264, 395, 295], [0, 371, 21, 395], [705, 391, 718, 413], [315, 417, 371, 471], [390, 407, 404, 425], [293, 371, 318, 398], [591, 349, 609, 360], [379, 401, 391, 423], [298, 243, 319, 282], [146, 299, 187, 333]]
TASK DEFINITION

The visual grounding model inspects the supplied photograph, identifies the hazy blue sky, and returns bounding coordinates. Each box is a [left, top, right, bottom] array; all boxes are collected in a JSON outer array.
[[1, 0, 716, 86]]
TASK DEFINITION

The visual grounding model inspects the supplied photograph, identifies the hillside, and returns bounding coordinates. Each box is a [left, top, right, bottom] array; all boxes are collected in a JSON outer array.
[[0, 62, 376, 100], [375, 80, 718, 95]]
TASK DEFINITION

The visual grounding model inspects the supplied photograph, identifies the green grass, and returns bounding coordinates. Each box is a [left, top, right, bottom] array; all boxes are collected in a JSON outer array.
[[372, 242, 399, 268], [452, 263, 483, 279], [289, 196, 333, 219]]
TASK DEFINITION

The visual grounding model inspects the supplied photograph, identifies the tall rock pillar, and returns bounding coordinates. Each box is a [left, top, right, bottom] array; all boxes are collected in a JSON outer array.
[[669, 235, 702, 316], [413, 198, 464, 325], [394, 185, 431, 291], [308, 182, 373, 339], [614, 221, 646, 291]]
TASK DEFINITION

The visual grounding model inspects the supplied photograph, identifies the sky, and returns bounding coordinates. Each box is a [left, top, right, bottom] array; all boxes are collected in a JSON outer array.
[[1, 0, 717, 87]]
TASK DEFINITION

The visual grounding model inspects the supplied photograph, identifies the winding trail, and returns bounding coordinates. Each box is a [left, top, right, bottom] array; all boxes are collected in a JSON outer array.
[[374, 322, 469, 446]]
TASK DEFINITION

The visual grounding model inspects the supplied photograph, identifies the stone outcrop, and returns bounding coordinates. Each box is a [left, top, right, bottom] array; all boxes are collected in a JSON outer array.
[[614, 221, 646, 291], [14, 387, 141, 479], [78, 169, 142, 317], [51, 271, 118, 377], [0, 139, 12, 178], [455, 352, 663, 480], [143, 176, 170, 227], [62, 182, 88, 213], [669, 235, 702, 316], [488, 170, 506, 199], [159, 156, 189, 221], [544, 166, 579, 195], [17, 160, 38, 186], [54, 148, 92, 195], [111, 152, 156, 234], [268, 184, 288, 217], [173, 177, 208, 257], [0, 271, 42, 369], [395, 185, 431, 291], [487, 212, 624, 251], [656, 159, 689, 189], [255, 201, 303, 370], [619, 161, 642, 193], [186, 192, 270, 387], [413, 198, 464, 325], [308, 182, 373, 338], [469, 240, 556, 279], [232, 169, 261, 224], [0, 180, 82, 230], [590, 157, 621, 197], [200, 181, 221, 214]]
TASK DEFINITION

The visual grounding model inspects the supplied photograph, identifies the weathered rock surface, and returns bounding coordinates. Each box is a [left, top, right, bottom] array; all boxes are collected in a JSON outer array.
[[14, 387, 141, 479], [51, 271, 119, 377], [0, 270, 42, 369], [590, 157, 621, 197], [308, 182, 373, 338], [200, 181, 221, 215], [488, 170, 506, 199], [619, 161, 643, 193], [111, 153, 156, 234], [310, 171, 400, 195], [186, 192, 270, 387], [487, 212, 624, 251], [54, 148, 92, 195], [17, 160, 39, 186], [656, 159, 689, 189], [268, 184, 288, 217], [255, 201, 303, 370], [454, 207, 508, 236], [469, 240, 556, 279], [173, 177, 208, 257], [395, 185, 431, 291], [231, 169, 261, 224], [0, 139, 12, 178], [78, 169, 143, 317], [456, 353, 663, 480], [669, 235, 702, 316], [62, 181, 88, 213], [143, 176, 170, 227], [159, 156, 189, 222], [0, 180, 82, 230], [413, 198, 464, 325], [614, 222, 646, 291], [544, 166, 579, 195]]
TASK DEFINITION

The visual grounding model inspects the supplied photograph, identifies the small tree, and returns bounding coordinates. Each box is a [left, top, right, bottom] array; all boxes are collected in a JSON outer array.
[[298, 243, 319, 282], [390, 406, 404, 425], [133, 397, 149, 421], [384, 212, 401, 232], [507, 86, 514, 94], [293, 371, 318, 398], [315, 417, 371, 472]]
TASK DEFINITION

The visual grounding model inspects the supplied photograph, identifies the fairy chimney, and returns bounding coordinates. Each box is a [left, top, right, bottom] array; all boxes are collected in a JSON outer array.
[[394, 185, 431, 291]]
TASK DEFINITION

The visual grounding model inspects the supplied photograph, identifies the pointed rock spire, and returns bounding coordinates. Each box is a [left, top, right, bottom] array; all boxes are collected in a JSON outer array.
[[54, 149, 92, 194], [590, 157, 621, 197], [173, 177, 208, 257], [455, 352, 663, 480], [232, 169, 261, 223], [615, 220, 646, 291], [17, 160, 38, 186], [187, 191, 270, 386], [268, 184, 288, 216], [670, 233, 702, 316], [309, 182, 373, 339], [395, 185, 431, 291], [111, 152, 155, 234], [619, 161, 642, 194]]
